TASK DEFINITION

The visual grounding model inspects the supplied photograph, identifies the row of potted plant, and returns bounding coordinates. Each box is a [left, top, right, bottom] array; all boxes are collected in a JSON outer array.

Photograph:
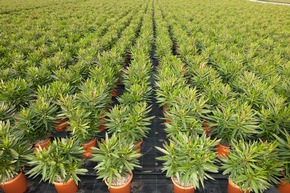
[[156, 0, 288, 192], [96, 5, 155, 192], [156, 131, 290, 193], [159, 0, 290, 145], [3, 116, 290, 193], [159, 0, 289, 101], [0, 1, 146, 110], [153, 1, 290, 193], [0, 1, 152, 193]]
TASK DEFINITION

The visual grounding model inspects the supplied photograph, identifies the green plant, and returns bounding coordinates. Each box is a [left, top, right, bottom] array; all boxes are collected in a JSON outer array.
[[58, 79, 110, 143], [155, 77, 187, 107], [52, 68, 83, 92], [232, 71, 274, 110], [0, 120, 33, 184], [164, 105, 204, 138], [25, 66, 52, 89], [0, 102, 16, 122], [221, 140, 283, 193], [105, 102, 153, 142], [275, 132, 290, 184], [0, 78, 33, 110], [90, 133, 141, 188], [16, 96, 58, 144], [89, 66, 118, 89], [37, 81, 73, 101], [122, 60, 151, 88], [203, 78, 236, 107], [208, 100, 259, 145], [156, 133, 219, 189], [189, 63, 219, 90], [117, 84, 152, 105], [27, 138, 87, 184], [258, 94, 290, 141]]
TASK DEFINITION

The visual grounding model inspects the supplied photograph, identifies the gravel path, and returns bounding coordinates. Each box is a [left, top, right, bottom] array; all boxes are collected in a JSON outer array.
[[249, 0, 290, 6]]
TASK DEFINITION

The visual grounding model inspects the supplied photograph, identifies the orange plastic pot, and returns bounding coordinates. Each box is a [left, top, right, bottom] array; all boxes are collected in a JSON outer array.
[[216, 143, 230, 158], [55, 118, 69, 131], [82, 138, 97, 158], [171, 177, 195, 193], [228, 180, 249, 193], [163, 104, 168, 111], [53, 178, 78, 193], [99, 115, 106, 131], [112, 88, 117, 97], [105, 173, 133, 193], [165, 119, 172, 123], [0, 172, 27, 193], [278, 179, 290, 193], [203, 119, 211, 134], [34, 138, 51, 152], [135, 141, 142, 153]]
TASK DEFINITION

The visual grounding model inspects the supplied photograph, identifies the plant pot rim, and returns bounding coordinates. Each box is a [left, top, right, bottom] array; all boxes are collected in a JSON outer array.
[[171, 177, 195, 190], [104, 172, 133, 189], [228, 179, 250, 192], [1, 172, 24, 186], [82, 138, 97, 146], [53, 178, 75, 185]]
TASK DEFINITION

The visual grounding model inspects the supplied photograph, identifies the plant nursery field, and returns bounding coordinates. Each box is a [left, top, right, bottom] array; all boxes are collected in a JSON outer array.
[[0, 0, 290, 192]]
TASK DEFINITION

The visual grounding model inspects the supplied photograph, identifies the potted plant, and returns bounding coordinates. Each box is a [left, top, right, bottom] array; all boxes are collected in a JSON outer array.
[[275, 133, 290, 193], [37, 81, 73, 131], [25, 66, 52, 89], [155, 74, 187, 108], [89, 66, 119, 99], [156, 133, 219, 193], [258, 94, 290, 141], [164, 104, 205, 138], [0, 78, 33, 111], [27, 138, 88, 193], [52, 68, 83, 93], [105, 102, 153, 152], [16, 96, 58, 151], [117, 83, 152, 106], [90, 133, 141, 193], [0, 120, 33, 193], [202, 78, 236, 108], [221, 140, 283, 193], [0, 102, 15, 122], [208, 100, 259, 158], [58, 79, 111, 157]]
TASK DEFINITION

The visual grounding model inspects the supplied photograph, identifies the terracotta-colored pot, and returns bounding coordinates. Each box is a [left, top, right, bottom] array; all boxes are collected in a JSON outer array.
[[171, 177, 195, 193], [112, 88, 117, 97], [165, 119, 172, 123], [55, 118, 69, 131], [34, 138, 51, 152], [135, 141, 142, 153], [163, 104, 168, 111], [0, 172, 27, 193], [203, 119, 211, 134], [53, 178, 78, 193], [105, 173, 133, 193], [82, 138, 97, 158], [216, 143, 230, 158], [228, 179, 249, 193], [278, 179, 290, 193], [99, 115, 106, 131]]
